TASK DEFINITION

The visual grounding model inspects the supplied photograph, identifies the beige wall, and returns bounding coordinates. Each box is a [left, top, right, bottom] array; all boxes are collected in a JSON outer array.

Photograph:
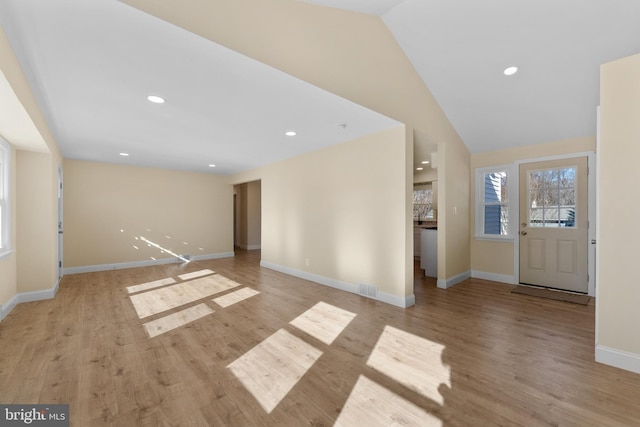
[[234, 126, 412, 302], [245, 180, 261, 249], [598, 53, 640, 358], [123, 0, 470, 284], [16, 151, 58, 292], [470, 136, 596, 278], [413, 168, 437, 183], [0, 25, 62, 314], [233, 185, 242, 247], [64, 160, 233, 268], [0, 147, 17, 310], [440, 140, 471, 282]]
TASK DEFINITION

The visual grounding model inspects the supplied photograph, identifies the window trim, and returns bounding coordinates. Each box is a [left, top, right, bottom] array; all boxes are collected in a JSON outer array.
[[0, 136, 11, 257], [474, 164, 516, 241], [413, 187, 434, 221]]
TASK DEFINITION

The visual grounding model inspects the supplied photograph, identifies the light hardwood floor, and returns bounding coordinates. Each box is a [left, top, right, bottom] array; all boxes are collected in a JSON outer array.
[[1, 250, 640, 426]]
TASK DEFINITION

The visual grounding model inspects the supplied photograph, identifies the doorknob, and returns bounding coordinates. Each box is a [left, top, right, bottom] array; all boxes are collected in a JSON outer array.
[[520, 231, 527, 236]]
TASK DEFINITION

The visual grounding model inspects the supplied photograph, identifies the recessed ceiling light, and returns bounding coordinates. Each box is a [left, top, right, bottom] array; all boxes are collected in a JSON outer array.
[[285, 131, 297, 136], [120, 152, 130, 157], [503, 66, 518, 76], [421, 160, 430, 164], [208, 164, 216, 168], [147, 95, 165, 104], [416, 167, 424, 171]]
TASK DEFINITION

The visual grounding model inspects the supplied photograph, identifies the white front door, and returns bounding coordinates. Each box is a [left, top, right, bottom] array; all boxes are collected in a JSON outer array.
[[519, 157, 588, 293]]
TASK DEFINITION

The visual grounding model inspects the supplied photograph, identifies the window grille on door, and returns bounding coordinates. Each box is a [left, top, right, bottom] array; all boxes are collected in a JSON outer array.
[[527, 167, 577, 228]]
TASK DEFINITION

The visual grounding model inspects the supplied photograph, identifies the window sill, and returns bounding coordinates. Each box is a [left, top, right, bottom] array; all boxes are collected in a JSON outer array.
[[0, 249, 15, 261], [474, 235, 515, 242]]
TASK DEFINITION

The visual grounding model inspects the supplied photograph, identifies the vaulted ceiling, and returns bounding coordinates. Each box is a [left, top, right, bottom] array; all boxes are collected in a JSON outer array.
[[0, 0, 399, 174], [1, 0, 639, 174], [305, 0, 640, 153]]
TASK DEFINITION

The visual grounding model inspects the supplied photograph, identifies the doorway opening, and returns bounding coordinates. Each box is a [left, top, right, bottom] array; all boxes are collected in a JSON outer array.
[[233, 180, 262, 251]]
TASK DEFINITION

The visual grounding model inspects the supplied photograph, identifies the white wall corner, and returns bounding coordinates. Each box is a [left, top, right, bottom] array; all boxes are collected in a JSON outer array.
[[471, 270, 517, 285], [437, 270, 471, 289], [596, 345, 640, 375]]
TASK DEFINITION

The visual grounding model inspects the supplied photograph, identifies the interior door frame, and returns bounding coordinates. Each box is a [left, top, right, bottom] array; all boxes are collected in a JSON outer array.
[[57, 166, 63, 283], [514, 151, 596, 296]]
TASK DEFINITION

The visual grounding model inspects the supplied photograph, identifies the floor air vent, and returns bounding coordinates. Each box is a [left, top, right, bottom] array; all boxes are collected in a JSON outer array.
[[358, 284, 377, 298]]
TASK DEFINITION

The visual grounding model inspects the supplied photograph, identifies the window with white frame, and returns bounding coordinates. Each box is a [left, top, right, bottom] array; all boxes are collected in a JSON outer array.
[[413, 187, 433, 220], [0, 136, 10, 253], [475, 165, 515, 239]]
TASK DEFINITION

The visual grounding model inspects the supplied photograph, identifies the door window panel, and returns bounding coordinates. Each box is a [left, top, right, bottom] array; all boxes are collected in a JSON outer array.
[[528, 166, 576, 228]]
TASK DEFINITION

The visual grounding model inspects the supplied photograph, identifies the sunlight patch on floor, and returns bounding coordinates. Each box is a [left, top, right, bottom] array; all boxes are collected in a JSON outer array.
[[366, 325, 450, 405], [334, 375, 441, 426], [127, 277, 176, 294], [178, 269, 215, 281], [189, 274, 242, 295], [130, 275, 240, 318], [212, 287, 260, 308], [289, 301, 357, 345], [143, 303, 214, 338], [227, 329, 322, 413]]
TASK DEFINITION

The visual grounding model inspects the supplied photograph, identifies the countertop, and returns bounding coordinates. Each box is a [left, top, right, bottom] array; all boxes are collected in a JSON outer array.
[[414, 222, 438, 230]]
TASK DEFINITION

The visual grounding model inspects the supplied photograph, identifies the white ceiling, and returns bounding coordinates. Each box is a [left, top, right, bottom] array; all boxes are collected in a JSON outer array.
[[307, 0, 640, 153], [0, 0, 399, 174], [1, 1, 639, 175]]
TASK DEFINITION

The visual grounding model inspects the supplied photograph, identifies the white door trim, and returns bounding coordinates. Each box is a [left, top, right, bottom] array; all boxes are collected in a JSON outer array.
[[57, 166, 63, 283], [514, 151, 596, 296]]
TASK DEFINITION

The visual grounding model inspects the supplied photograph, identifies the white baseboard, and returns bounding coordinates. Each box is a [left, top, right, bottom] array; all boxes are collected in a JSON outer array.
[[437, 270, 471, 289], [596, 345, 640, 375], [191, 252, 235, 262], [260, 260, 415, 308], [378, 290, 415, 308], [63, 252, 235, 275], [0, 280, 59, 322], [471, 270, 517, 285]]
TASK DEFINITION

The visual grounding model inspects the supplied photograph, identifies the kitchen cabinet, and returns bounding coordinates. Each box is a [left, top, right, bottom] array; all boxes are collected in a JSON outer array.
[[413, 227, 421, 258], [420, 229, 437, 277]]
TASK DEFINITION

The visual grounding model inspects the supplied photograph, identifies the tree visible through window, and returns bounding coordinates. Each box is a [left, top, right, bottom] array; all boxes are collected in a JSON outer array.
[[413, 189, 433, 221], [528, 167, 576, 228]]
